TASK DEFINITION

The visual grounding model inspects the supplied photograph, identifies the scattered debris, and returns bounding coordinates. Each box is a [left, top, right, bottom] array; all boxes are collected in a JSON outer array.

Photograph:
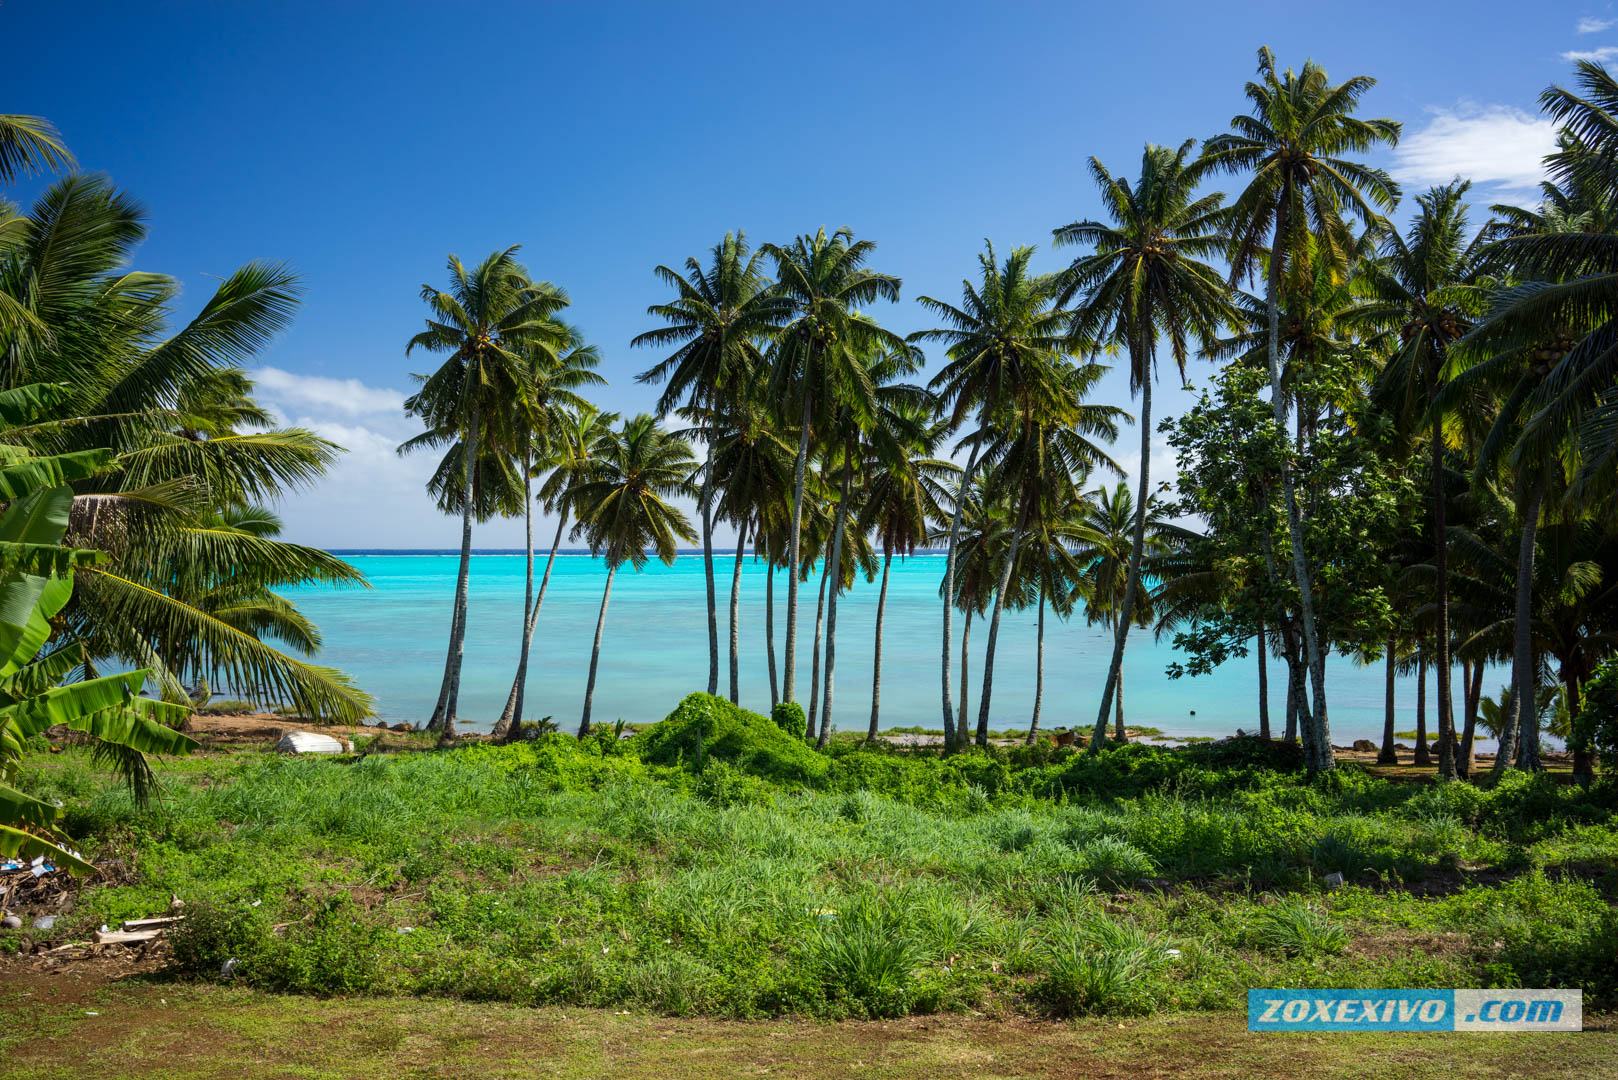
[[221, 957, 239, 977], [1, 915, 19, 929], [1323, 871, 1345, 889], [121, 915, 184, 932], [31, 915, 57, 930], [275, 731, 351, 754], [95, 928, 162, 946]]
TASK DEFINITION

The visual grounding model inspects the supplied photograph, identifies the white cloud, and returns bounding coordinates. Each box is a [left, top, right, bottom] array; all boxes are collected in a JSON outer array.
[[1577, 16, 1615, 32], [1563, 44, 1618, 61], [252, 366, 406, 417], [1390, 105, 1558, 194]]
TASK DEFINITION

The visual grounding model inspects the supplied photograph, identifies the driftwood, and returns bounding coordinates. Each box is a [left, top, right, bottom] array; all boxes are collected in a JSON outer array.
[[121, 914, 185, 932], [94, 928, 161, 945]]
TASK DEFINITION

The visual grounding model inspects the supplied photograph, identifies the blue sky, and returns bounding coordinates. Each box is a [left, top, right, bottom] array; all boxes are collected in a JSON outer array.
[[5, 1, 1604, 546]]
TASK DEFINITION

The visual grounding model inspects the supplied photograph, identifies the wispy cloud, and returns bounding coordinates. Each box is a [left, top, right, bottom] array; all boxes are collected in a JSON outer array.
[[1563, 44, 1618, 61], [253, 366, 406, 418], [1577, 16, 1615, 32], [1390, 104, 1558, 195]]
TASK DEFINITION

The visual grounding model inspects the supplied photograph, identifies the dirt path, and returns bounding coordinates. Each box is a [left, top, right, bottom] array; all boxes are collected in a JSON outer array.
[[2, 980, 1614, 1080]]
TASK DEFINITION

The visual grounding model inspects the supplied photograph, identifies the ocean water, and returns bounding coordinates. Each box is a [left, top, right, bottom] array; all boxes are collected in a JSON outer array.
[[281, 551, 1486, 744]]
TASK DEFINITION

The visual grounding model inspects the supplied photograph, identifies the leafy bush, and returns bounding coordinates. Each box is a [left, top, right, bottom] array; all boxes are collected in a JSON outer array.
[[1574, 657, 1618, 783], [168, 900, 277, 979], [635, 694, 829, 785], [1251, 897, 1349, 957], [771, 701, 807, 740]]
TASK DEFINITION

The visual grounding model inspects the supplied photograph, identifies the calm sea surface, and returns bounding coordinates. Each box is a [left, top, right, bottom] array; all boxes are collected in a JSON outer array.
[[280, 551, 1488, 744]]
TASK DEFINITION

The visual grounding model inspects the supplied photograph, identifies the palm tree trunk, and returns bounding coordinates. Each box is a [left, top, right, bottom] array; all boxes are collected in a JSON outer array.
[[1256, 619, 1271, 740], [958, 609, 972, 737], [818, 465, 852, 748], [783, 392, 813, 703], [729, 517, 748, 705], [700, 442, 719, 697], [975, 501, 1029, 746], [1415, 652, 1431, 767], [1113, 669, 1124, 741], [1263, 207, 1332, 772], [429, 605, 460, 730], [579, 561, 618, 737], [1459, 658, 1482, 778], [496, 511, 568, 742], [438, 406, 478, 743], [1509, 476, 1545, 772], [1430, 413, 1457, 780], [1284, 661, 1299, 745], [868, 546, 892, 741], [765, 541, 779, 708], [807, 559, 830, 741], [1026, 584, 1046, 745], [1379, 637, 1398, 765], [491, 457, 535, 742], [1567, 666, 1593, 785], [940, 433, 983, 749], [1091, 368, 1150, 752]]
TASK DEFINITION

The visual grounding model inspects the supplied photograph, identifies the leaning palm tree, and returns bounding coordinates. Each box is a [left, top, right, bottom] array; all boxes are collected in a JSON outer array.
[[973, 362, 1122, 746], [762, 228, 903, 705], [492, 399, 616, 742], [399, 249, 572, 738], [569, 414, 698, 736], [1358, 182, 1489, 780], [1198, 46, 1401, 769], [634, 232, 783, 698], [1054, 141, 1235, 752], [912, 242, 1073, 747], [858, 403, 955, 739]]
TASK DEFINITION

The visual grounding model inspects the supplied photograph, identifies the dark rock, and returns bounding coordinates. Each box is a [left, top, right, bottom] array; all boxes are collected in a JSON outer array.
[[1352, 739, 1377, 752], [390, 722, 413, 732]]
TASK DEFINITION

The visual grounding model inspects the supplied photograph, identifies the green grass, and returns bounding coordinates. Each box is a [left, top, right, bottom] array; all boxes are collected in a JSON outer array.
[[6, 693, 1617, 1025]]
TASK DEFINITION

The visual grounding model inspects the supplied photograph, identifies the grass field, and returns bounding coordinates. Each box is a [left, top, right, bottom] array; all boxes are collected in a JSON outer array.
[[3, 693, 1616, 1076]]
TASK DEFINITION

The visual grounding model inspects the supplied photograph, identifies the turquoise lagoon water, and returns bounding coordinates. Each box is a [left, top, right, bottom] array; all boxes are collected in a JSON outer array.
[[281, 551, 1481, 744]]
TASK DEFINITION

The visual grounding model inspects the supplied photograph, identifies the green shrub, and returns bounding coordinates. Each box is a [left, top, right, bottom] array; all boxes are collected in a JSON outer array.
[[168, 900, 277, 980], [771, 701, 807, 740], [1073, 835, 1156, 886], [1251, 897, 1349, 957], [810, 905, 923, 1018], [635, 694, 829, 785], [1032, 917, 1169, 1016]]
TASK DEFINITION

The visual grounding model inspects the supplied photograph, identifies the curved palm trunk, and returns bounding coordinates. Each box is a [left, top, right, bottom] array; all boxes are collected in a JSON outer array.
[[765, 542, 779, 708], [1430, 415, 1457, 780], [868, 547, 893, 741], [729, 518, 748, 704], [1414, 653, 1431, 767], [818, 465, 852, 748], [579, 561, 619, 737], [437, 407, 478, 743], [958, 610, 972, 737], [700, 443, 718, 697], [492, 456, 532, 742], [1507, 476, 1545, 773], [1091, 370, 1150, 752], [1459, 658, 1482, 778], [497, 511, 569, 742], [1379, 638, 1398, 765], [975, 502, 1029, 746], [939, 434, 984, 749], [807, 559, 830, 741], [1026, 584, 1045, 745], [429, 604, 461, 729], [1263, 208, 1332, 771], [782, 392, 813, 703], [1257, 620, 1271, 740]]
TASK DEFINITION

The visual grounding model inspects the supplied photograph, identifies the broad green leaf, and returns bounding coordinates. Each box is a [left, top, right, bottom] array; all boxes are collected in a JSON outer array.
[[0, 824, 94, 874], [0, 781, 60, 830], [0, 449, 112, 500]]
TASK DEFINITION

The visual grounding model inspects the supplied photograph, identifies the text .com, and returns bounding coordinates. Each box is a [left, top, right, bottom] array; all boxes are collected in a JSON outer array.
[[1248, 990, 1582, 1031]]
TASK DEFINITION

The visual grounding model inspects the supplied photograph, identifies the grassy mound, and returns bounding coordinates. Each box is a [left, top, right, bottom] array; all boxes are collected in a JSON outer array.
[[632, 693, 830, 785]]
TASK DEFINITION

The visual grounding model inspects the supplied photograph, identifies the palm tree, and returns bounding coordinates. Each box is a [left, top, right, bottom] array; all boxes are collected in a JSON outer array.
[[763, 228, 903, 706], [1360, 182, 1489, 780], [1199, 46, 1401, 769], [0, 113, 72, 185], [974, 362, 1122, 745], [400, 249, 571, 738], [858, 404, 954, 739], [1054, 140, 1234, 753], [634, 232, 783, 698], [912, 243, 1073, 747], [492, 399, 616, 742], [934, 475, 1003, 740], [570, 414, 698, 736], [1018, 489, 1091, 743]]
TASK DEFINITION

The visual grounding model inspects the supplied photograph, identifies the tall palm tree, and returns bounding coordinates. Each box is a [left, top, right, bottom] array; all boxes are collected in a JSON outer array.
[[1199, 46, 1401, 769], [1054, 141, 1234, 752], [492, 400, 616, 742], [634, 232, 783, 697], [1018, 488, 1091, 743], [400, 249, 571, 738], [912, 242, 1073, 747], [934, 475, 1003, 740], [763, 228, 903, 706], [1360, 182, 1489, 780], [858, 404, 954, 739], [569, 414, 698, 736], [974, 362, 1122, 745]]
